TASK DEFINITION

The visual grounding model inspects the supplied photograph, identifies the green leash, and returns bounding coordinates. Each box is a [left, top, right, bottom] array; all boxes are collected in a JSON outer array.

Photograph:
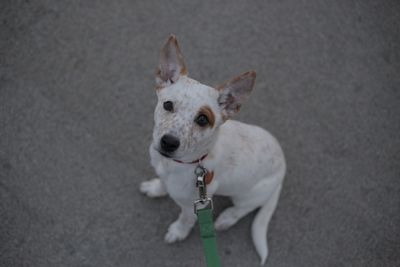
[[194, 166, 222, 267], [197, 208, 221, 267]]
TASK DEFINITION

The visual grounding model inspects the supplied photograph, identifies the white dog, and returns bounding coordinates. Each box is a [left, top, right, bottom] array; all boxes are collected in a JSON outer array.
[[140, 35, 286, 265]]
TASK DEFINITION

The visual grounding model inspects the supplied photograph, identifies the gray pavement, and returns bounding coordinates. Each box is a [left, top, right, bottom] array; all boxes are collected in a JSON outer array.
[[1, 1, 399, 266]]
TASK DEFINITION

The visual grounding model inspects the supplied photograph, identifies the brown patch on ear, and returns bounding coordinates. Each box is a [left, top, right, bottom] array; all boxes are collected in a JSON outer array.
[[199, 105, 216, 128]]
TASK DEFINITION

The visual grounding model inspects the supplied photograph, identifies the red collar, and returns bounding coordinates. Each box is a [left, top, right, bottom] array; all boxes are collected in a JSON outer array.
[[173, 154, 214, 185], [173, 154, 208, 164]]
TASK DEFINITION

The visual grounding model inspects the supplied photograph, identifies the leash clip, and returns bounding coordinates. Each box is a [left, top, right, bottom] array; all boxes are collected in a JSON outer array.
[[194, 165, 213, 214]]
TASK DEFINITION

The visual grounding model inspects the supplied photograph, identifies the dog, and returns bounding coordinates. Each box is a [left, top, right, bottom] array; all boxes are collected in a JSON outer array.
[[140, 35, 286, 265]]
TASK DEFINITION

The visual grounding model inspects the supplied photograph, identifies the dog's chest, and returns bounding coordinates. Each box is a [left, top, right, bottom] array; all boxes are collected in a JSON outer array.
[[163, 165, 198, 202]]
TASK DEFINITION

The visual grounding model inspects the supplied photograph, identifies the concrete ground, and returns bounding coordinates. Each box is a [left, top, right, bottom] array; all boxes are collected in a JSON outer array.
[[1, 1, 399, 266]]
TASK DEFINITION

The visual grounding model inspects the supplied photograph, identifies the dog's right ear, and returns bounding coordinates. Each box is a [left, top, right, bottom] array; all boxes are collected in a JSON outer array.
[[156, 35, 188, 88]]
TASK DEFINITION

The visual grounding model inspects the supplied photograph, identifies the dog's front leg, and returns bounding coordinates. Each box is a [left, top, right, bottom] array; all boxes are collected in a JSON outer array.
[[165, 204, 197, 243], [140, 178, 168, 198], [165, 183, 218, 243]]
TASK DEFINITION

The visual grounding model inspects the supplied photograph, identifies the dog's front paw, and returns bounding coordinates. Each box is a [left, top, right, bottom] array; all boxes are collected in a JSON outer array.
[[140, 178, 167, 198], [164, 221, 191, 243]]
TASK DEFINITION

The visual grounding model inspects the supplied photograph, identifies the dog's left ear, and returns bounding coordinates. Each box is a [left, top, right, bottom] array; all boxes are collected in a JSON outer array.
[[156, 35, 188, 88], [217, 71, 256, 120]]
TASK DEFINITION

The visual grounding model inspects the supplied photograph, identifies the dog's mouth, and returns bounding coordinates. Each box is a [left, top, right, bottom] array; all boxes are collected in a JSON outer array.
[[154, 147, 173, 159]]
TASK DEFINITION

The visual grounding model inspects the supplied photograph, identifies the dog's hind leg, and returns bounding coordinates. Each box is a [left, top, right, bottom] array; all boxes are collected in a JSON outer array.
[[214, 197, 260, 231], [215, 177, 282, 231], [140, 178, 168, 198]]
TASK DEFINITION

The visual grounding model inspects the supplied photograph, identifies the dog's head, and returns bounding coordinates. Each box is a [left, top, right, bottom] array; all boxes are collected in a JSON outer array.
[[152, 35, 256, 162]]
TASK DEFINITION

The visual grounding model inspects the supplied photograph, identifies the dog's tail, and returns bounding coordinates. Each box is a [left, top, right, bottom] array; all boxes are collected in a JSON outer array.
[[251, 185, 282, 265]]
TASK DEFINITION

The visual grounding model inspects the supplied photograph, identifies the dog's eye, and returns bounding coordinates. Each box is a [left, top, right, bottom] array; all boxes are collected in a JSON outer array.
[[163, 101, 174, 112], [195, 114, 209, 127]]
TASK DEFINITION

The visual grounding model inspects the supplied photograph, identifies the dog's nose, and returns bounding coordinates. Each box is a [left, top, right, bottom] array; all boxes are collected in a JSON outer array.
[[160, 134, 180, 153]]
